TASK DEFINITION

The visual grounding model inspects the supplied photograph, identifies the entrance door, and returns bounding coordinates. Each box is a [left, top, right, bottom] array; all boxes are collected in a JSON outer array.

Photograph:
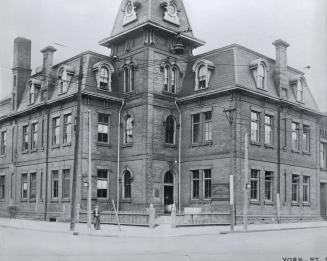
[[320, 183, 327, 219], [164, 171, 174, 213]]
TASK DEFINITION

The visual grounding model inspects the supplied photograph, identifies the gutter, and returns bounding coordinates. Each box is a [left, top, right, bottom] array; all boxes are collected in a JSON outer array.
[[175, 101, 182, 214], [117, 100, 125, 212]]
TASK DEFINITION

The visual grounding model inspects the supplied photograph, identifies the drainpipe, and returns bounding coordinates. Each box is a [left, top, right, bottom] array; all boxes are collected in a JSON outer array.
[[117, 100, 125, 212], [44, 106, 50, 221], [175, 101, 182, 214]]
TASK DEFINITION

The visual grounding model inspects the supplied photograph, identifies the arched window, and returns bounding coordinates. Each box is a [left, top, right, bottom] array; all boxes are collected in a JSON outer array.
[[29, 83, 35, 104], [297, 79, 304, 102], [124, 116, 133, 144], [257, 63, 266, 89], [123, 170, 132, 199], [198, 65, 207, 89], [164, 65, 170, 91], [99, 67, 109, 90], [171, 67, 178, 94], [123, 65, 135, 93], [165, 115, 175, 144]]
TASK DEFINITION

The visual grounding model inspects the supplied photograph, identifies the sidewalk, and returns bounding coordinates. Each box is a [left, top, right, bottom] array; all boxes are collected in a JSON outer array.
[[0, 218, 326, 238]]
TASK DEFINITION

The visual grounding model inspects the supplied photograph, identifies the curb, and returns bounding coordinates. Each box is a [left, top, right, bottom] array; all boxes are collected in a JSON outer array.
[[219, 225, 327, 235]]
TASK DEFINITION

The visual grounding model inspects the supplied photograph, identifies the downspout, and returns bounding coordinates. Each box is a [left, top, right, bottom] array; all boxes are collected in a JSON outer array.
[[44, 106, 50, 221], [117, 100, 125, 212], [277, 104, 281, 223], [175, 101, 182, 214]]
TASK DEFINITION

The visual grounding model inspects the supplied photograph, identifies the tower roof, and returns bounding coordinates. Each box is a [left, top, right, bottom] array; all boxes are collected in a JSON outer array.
[[99, 0, 204, 47]]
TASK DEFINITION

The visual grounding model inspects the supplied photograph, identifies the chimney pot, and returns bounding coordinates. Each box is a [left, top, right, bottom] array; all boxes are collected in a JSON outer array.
[[41, 46, 57, 73]]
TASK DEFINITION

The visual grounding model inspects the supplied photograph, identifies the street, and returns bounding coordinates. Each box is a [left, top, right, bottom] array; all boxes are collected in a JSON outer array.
[[0, 222, 327, 261]]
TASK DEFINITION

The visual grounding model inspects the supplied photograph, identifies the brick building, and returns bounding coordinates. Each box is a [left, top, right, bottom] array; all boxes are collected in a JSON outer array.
[[0, 0, 326, 223]]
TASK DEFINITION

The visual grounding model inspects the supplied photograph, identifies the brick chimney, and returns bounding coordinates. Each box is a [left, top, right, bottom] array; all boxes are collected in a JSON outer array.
[[273, 39, 290, 97], [12, 37, 32, 110], [41, 46, 57, 74]]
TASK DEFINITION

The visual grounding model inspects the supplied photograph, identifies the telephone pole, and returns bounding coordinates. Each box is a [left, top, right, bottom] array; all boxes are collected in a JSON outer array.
[[224, 106, 236, 231], [87, 110, 92, 229], [244, 133, 249, 230]]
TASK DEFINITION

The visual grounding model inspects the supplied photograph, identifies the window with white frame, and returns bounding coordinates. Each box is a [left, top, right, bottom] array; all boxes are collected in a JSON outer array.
[[124, 116, 133, 144], [192, 111, 212, 144], [303, 125, 310, 152], [0, 131, 6, 155], [264, 172, 273, 201], [163, 65, 179, 94], [303, 176, 310, 203], [198, 65, 207, 89], [29, 83, 35, 104], [97, 169, 108, 199], [0, 175, 5, 199], [165, 115, 176, 144], [98, 113, 110, 143], [52, 117, 60, 146], [63, 114, 72, 144], [250, 170, 260, 200], [251, 111, 260, 142], [203, 169, 212, 199], [164, 65, 169, 92], [22, 125, 29, 151], [291, 175, 299, 203], [31, 123, 38, 150], [320, 142, 327, 169], [257, 63, 266, 89], [51, 170, 59, 199], [192, 113, 201, 143], [171, 67, 178, 94], [30, 173, 36, 200], [264, 115, 273, 145], [291, 122, 299, 150], [58, 67, 73, 94], [191, 170, 200, 199], [62, 169, 70, 199], [21, 173, 28, 199], [123, 170, 132, 199], [203, 111, 212, 142], [99, 67, 109, 90]]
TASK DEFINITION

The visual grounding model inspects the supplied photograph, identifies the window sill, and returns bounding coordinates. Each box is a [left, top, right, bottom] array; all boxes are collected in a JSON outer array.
[[264, 200, 274, 206], [63, 143, 72, 148], [264, 144, 275, 149], [302, 202, 311, 207], [0, 154, 6, 158], [51, 145, 60, 150], [191, 141, 213, 148], [164, 143, 177, 149], [96, 198, 109, 202], [51, 199, 59, 203], [194, 87, 209, 92], [282, 147, 288, 151], [62, 199, 70, 203], [251, 141, 261, 147], [122, 143, 133, 148], [250, 200, 261, 205], [97, 142, 112, 148], [97, 87, 111, 93], [58, 91, 68, 96], [162, 90, 177, 96], [123, 90, 136, 96], [22, 150, 28, 154], [30, 149, 37, 153], [302, 151, 311, 156], [291, 149, 300, 154], [256, 87, 268, 92], [20, 199, 28, 202], [29, 199, 36, 203], [190, 198, 200, 202], [291, 202, 300, 207]]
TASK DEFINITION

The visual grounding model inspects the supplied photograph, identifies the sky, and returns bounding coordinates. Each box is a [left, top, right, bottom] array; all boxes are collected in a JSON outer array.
[[0, 0, 326, 111]]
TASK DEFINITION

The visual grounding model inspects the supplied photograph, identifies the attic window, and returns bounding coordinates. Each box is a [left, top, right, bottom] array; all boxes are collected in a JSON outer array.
[[296, 78, 304, 103], [28, 79, 41, 105], [93, 62, 114, 92], [250, 59, 267, 90], [192, 59, 215, 90], [58, 66, 74, 94]]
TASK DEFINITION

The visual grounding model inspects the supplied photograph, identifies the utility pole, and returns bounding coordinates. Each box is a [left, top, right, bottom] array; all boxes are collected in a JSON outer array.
[[224, 106, 236, 231], [70, 56, 84, 232], [87, 110, 92, 229], [243, 133, 249, 230]]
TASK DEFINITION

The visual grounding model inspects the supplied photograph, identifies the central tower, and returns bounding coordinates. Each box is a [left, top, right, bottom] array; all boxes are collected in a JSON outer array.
[[99, 0, 204, 212]]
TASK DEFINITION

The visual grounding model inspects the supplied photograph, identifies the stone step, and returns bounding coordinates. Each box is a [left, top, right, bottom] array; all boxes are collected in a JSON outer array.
[[156, 215, 172, 224]]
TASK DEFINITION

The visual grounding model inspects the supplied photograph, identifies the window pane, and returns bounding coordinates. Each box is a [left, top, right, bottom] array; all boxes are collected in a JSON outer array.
[[62, 169, 70, 199], [30, 173, 36, 199], [192, 170, 199, 199]]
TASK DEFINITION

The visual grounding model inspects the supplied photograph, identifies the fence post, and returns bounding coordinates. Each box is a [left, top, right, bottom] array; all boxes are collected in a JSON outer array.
[[149, 204, 156, 229], [171, 204, 176, 228]]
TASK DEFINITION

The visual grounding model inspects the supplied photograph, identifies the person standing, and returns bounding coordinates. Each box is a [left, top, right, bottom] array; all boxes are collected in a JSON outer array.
[[93, 204, 101, 230]]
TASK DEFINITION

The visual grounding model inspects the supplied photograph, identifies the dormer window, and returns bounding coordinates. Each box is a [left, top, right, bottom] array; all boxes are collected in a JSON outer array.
[[58, 66, 74, 94], [296, 78, 304, 103], [93, 62, 114, 92], [193, 59, 215, 91], [250, 59, 267, 90], [29, 83, 35, 104]]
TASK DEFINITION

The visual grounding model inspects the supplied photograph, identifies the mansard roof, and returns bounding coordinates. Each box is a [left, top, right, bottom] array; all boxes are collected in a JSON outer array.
[[99, 0, 204, 47]]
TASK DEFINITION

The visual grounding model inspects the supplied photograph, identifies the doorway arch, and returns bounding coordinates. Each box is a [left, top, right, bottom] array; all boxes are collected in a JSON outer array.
[[164, 171, 174, 213]]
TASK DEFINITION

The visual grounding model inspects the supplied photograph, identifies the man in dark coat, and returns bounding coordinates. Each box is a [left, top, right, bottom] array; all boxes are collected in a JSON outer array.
[[93, 204, 101, 230]]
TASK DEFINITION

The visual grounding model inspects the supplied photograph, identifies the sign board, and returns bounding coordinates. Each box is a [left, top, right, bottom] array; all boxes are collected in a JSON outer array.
[[211, 183, 230, 202]]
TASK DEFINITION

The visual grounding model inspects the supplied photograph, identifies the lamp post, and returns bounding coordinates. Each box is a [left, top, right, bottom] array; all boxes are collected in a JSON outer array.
[[224, 106, 236, 231]]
